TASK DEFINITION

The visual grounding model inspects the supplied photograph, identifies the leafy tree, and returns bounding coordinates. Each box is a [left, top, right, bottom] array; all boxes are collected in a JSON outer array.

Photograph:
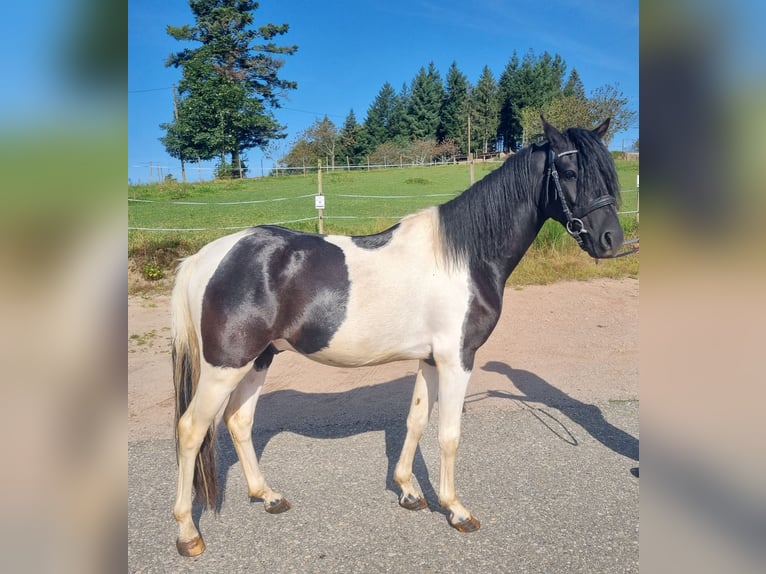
[[408, 139, 439, 165], [160, 0, 297, 178], [368, 141, 407, 166], [407, 63, 444, 140], [435, 139, 460, 163], [519, 94, 591, 143], [278, 116, 338, 168], [471, 66, 500, 153], [440, 61, 471, 153], [305, 116, 338, 168], [519, 82, 637, 147], [278, 137, 316, 171], [587, 83, 637, 146]]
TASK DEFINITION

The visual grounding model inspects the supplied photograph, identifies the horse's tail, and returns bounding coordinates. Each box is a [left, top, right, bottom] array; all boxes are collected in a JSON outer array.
[[171, 255, 218, 509]]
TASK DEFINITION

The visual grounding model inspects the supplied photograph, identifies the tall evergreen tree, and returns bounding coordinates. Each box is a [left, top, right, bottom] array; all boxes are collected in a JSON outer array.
[[563, 68, 586, 99], [388, 83, 411, 142], [161, 0, 297, 178], [496, 50, 568, 149], [534, 51, 567, 103], [439, 61, 471, 153], [363, 82, 397, 149], [471, 66, 500, 153], [497, 52, 520, 151], [337, 109, 366, 165], [407, 62, 444, 140]]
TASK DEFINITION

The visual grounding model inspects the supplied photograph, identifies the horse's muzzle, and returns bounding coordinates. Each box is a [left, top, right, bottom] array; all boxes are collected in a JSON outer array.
[[585, 224, 624, 259]]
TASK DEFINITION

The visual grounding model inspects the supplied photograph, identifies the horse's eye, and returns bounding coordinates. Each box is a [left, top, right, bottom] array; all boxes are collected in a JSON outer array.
[[564, 170, 577, 180]]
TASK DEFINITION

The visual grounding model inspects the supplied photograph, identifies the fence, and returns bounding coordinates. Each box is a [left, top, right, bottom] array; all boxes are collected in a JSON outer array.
[[131, 157, 503, 184], [128, 162, 639, 233]]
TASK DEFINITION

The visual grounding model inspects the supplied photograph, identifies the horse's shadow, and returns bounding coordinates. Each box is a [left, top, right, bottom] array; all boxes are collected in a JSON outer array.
[[206, 361, 638, 517], [477, 360, 639, 462]]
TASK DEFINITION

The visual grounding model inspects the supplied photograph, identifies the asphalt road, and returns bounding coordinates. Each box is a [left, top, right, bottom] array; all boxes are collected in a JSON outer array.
[[129, 399, 638, 573]]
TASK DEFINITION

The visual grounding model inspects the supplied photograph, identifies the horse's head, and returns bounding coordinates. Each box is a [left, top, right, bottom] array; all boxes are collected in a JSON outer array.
[[541, 117, 624, 259]]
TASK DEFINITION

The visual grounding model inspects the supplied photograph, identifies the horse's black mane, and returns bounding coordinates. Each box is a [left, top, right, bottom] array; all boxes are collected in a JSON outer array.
[[437, 127, 619, 268], [437, 145, 539, 267]]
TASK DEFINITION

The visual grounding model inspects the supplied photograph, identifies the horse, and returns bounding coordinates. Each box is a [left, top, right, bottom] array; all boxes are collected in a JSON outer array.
[[170, 118, 623, 556]]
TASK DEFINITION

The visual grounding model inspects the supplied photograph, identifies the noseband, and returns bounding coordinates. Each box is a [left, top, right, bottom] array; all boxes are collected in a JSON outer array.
[[546, 148, 616, 247]]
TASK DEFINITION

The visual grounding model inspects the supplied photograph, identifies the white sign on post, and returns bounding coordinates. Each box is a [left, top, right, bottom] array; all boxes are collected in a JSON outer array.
[[315, 195, 325, 209]]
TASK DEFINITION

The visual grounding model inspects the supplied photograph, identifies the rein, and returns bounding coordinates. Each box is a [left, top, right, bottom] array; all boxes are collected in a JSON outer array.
[[546, 148, 636, 259]]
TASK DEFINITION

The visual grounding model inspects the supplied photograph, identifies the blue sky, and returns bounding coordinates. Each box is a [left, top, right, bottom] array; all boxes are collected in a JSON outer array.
[[128, 0, 639, 183]]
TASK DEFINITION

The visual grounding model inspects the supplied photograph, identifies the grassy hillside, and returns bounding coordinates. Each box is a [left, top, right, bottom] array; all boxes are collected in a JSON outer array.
[[129, 160, 639, 289]]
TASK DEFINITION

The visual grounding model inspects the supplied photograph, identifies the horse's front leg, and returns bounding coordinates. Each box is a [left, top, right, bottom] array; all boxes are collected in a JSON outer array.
[[436, 359, 481, 532], [394, 360, 438, 510]]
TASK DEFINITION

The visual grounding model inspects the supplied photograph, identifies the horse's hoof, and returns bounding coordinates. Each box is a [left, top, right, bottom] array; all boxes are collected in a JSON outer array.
[[399, 493, 428, 511], [176, 535, 206, 557], [265, 497, 291, 514], [451, 515, 481, 533]]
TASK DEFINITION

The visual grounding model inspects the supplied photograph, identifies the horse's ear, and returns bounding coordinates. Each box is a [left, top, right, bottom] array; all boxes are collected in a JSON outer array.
[[541, 115, 567, 150], [592, 118, 611, 140]]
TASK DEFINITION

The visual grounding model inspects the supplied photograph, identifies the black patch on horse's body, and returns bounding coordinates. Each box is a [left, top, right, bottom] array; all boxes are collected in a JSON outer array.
[[254, 344, 278, 372], [351, 223, 400, 249], [460, 260, 508, 370], [201, 226, 350, 368]]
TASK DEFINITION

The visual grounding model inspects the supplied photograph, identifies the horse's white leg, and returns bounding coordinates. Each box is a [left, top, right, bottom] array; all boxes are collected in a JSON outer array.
[[437, 359, 481, 532], [394, 360, 438, 510], [174, 363, 249, 556], [223, 366, 290, 513]]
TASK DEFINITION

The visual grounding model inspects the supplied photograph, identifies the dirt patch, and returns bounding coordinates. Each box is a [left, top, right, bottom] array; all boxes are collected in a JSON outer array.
[[128, 278, 638, 442]]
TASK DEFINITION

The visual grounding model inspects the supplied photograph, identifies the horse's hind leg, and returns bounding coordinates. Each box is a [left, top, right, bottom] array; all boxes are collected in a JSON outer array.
[[394, 360, 438, 510], [174, 363, 250, 556], [223, 348, 290, 514]]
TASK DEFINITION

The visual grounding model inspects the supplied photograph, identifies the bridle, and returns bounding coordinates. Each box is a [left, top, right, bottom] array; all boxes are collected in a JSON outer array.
[[546, 147, 638, 259], [546, 147, 617, 247], [546, 147, 617, 249]]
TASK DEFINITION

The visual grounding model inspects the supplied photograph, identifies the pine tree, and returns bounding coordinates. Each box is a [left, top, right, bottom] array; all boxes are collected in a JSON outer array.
[[363, 82, 397, 149], [439, 61, 471, 153], [471, 66, 499, 154], [161, 0, 297, 178], [563, 68, 586, 99], [407, 63, 444, 141], [337, 109, 366, 165], [497, 52, 520, 151], [496, 50, 568, 149], [388, 83, 411, 142]]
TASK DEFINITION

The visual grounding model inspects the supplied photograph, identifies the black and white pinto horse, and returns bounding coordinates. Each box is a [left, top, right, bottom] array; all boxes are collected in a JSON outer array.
[[171, 119, 623, 556]]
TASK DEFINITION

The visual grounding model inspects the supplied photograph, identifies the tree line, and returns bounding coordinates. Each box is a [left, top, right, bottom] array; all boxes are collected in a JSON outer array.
[[159, 1, 636, 178], [281, 53, 635, 170]]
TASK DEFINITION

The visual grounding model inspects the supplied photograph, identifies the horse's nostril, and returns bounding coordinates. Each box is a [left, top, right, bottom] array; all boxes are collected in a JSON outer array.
[[601, 231, 613, 250]]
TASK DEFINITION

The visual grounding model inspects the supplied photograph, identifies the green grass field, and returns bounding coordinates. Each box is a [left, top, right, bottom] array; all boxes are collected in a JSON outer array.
[[128, 160, 639, 288]]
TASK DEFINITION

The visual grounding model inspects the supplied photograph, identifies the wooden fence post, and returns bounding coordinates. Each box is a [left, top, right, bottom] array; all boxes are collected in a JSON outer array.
[[317, 160, 324, 234]]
